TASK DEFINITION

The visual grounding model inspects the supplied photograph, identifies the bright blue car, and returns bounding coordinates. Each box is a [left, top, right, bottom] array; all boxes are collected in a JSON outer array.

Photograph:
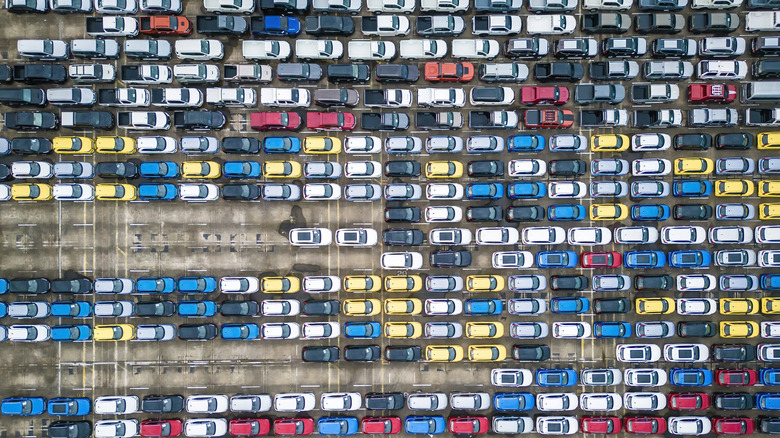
[[178, 277, 217, 294], [221, 323, 259, 340], [536, 369, 578, 387], [758, 393, 780, 410], [551, 297, 589, 314], [0, 302, 6, 318], [1, 397, 46, 416], [762, 274, 780, 291], [51, 301, 92, 318], [548, 204, 586, 221], [631, 204, 671, 221], [762, 369, 780, 385], [508, 182, 546, 199], [467, 182, 504, 200], [263, 136, 301, 154], [0, 278, 8, 294], [493, 393, 534, 411], [669, 250, 711, 268], [624, 251, 666, 269], [464, 299, 503, 316], [344, 322, 381, 339], [405, 416, 446, 435], [670, 368, 713, 387], [223, 161, 262, 178], [136, 277, 176, 294], [673, 180, 713, 197], [594, 322, 632, 338], [317, 417, 359, 436], [138, 183, 178, 201], [138, 161, 179, 179], [47, 398, 91, 416], [508, 134, 544, 152], [537, 251, 578, 268], [251, 16, 302, 36], [51, 325, 92, 342], [178, 301, 217, 318]]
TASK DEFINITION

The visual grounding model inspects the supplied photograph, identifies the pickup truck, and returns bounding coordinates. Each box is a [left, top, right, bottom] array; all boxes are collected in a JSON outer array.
[[747, 11, 780, 32], [535, 62, 585, 82], [86, 17, 139, 37], [361, 15, 410, 36], [520, 86, 569, 105], [580, 109, 629, 127], [12, 64, 67, 84], [420, 0, 470, 12], [452, 39, 500, 60], [224, 64, 273, 83], [259, 0, 307, 13], [415, 112, 464, 130], [206, 88, 257, 107], [746, 108, 780, 126], [151, 88, 204, 108], [260, 88, 310, 107], [526, 14, 576, 35], [173, 111, 226, 130], [295, 40, 344, 60], [140, 15, 192, 36], [418, 88, 467, 107], [250, 112, 302, 130], [61, 111, 114, 129], [69, 64, 116, 83], [472, 15, 522, 36], [470, 111, 519, 129], [121, 65, 173, 85], [307, 111, 357, 131], [97, 88, 151, 107], [242, 40, 292, 60], [203, 0, 255, 14], [688, 83, 736, 103], [399, 39, 446, 60], [475, 0, 524, 11], [349, 40, 397, 60], [117, 111, 171, 130], [250, 16, 301, 36], [633, 109, 684, 128], [589, 60, 640, 80], [196, 15, 248, 35], [573, 84, 624, 104], [363, 89, 413, 108], [361, 113, 410, 131], [630, 83, 680, 103], [524, 109, 574, 128]]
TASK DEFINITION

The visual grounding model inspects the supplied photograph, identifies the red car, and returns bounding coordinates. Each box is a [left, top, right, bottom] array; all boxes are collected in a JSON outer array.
[[448, 417, 489, 435], [140, 419, 183, 437], [581, 417, 622, 434], [424, 62, 475, 82], [624, 417, 667, 435], [306, 112, 356, 131], [230, 419, 271, 436], [688, 84, 737, 103], [524, 109, 574, 129], [714, 417, 755, 435], [361, 417, 402, 435], [273, 418, 315, 436], [138, 16, 192, 36], [716, 369, 758, 386], [250, 112, 302, 131], [581, 251, 622, 268], [520, 86, 569, 105], [668, 392, 710, 411]]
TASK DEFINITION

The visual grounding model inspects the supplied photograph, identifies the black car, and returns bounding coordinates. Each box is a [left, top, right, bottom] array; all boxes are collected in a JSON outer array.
[[10, 137, 52, 154], [385, 345, 422, 362], [96, 162, 138, 179], [534, 62, 585, 82], [429, 250, 472, 267], [327, 64, 370, 83], [9, 278, 50, 294], [365, 392, 405, 411], [384, 207, 421, 223], [220, 300, 260, 317], [222, 184, 261, 201], [581, 13, 630, 34], [674, 133, 711, 150], [384, 161, 421, 177], [0, 88, 45, 106], [715, 393, 755, 411], [0, 65, 10, 82], [678, 321, 716, 338], [48, 421, 91, 438], [173, 110, 225, 130], [512, 345, 550, 361], [594, 298, 630, 314], [135, 301, 176, 317], [716, 133, 752, 150], [673, 204, 713, 220], [602, 37, 647, 57], [549, 159, 586, 177], [375, 64, 419, 83], [634, 275, 674, 290], [634, 13, 684, 33], [760, 417, 780, 434], [196, 15, 248, 35], [362, 113, 409, 131], [689, 13, 739, 33], [302, 346, 339, 362], [304, 16, 354, 36], [64, 111, 114, 129], [638, 0, 685, 9], [382, 229, 425, 246], [467, 160, 504, 177], [466, 206, 503, 222], [343, 345, 381, 362], [550, 275, 588, 291], [13, 64, 67, 84], [0, 163, 10, 181], [712, 344, 756, 362], [222, 137, 261, 154], [302, 299, 339, 316], [507, 206, 544, 222], [141, 395, 184, 413], [51, 278, 93, 294], [177, 323, 218, 341], [276, 63, 323, 82], [5, 111, 58, 131]]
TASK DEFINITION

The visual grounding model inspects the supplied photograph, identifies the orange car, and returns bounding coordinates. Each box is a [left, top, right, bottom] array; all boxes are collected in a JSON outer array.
[[424, 62, 474, 82]]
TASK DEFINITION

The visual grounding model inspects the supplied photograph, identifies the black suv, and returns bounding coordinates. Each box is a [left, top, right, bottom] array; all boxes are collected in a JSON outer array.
[[375, 64, 419, 83], [327, 64, 370, 83]]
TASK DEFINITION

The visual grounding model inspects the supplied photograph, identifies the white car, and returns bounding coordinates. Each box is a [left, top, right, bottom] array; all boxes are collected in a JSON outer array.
[[302, 276, 340, 293], [94, 396, 139, 415], [759, 343, 780, 361], [668, 417, 711, 436], [426, 183, 464, 200], [510, 322, 549, 339], [260, 323, 300, 340], [179, 183, 220, 202], [12, 161, 54, 179], [418, 88, 467, 108], [94, 420, 139, 438], [230, 394, 272, 413], [345, 184, 382, 202], [219, 277, 259, 294], [140, 0, 181, 12], [242, 40, 292, 61], [385, 136, 422, 153], [508, 159, 546, 177], [175, 39, 224, 61], [399, 39, 447, 60], [623, 392, 667, 411], [614, 226, 660, 245], [692, 0, 740, 7], [424, 322, 463, 339], [425, 206, 462, 223], [677, 298, 717, 315], [623, 368, 668, 387], [7, 325, 51, 342], [206, 87, 257, 107], [174, 64, 220, 84], [184, 419, 228, 438], [549, 181, 586, 198], [17, 39, 69, 61], [536, 416, 578, 435], [508, 275, 546, 292], [366, 0, 415, 12], [87, 16, 138, 37], [582, 368, 622, 386], [295, 40, 344, 60], [661, 226, 706, 244], [677, 274, 716, 292], [522, 226, 565, 245], [260, 300, 301, 317], [580, 393, 622, 412], [137, 136, 177, 154], [567, 227, 612, 246], [384, 183, 421, 200], [616, 344, 662, 363], [8, 302, 50, 318], [380, 252, 423, 269], [762, 322, 780, 339], [476, 227, 520, 245], [526, 14, 576, 35], [94, 301, 133, 317], [472, 15, 523, 36], [664, 344, 709, 363], [334, 228, 378, 247], [345, 136, 381, 153], [757, 225, 780, 243], [593, 274, 631, 292], [135, 324, 176, 341], [320, 393, 362, 411], [360, 14, 410, 36], [426, 135, 464, 153], [407, 393, 448, 410], [305, 162, 342, 179], [424, 299, 463, 316], [552, 322, 591, 339], [492, 251, 533, 269], [550, 134, 587, 152], [429, 228, 472, 245], [507, 298, 546, 315], [537, 393, 578, 412], [582, 0, 633, 9], [760, 250, 780, 267], [493, 417, 534, 434], [54, 183, 95, 201], [345, 161, 381, 178], [631, 133, 672, 151], [450, 392, 491, 410], [289, 228, 333, 247], [450, 39, 499, 60], [348, 40, 396, 60], [259, 88, 309, 108], [632, 158, 672, 176], [186, 395, 228, 414], [420, 0, 469, 12], [491, 368, 533, 387], [303, 183, 341, 201], [467, 135, 505, 152], [301, 322, 340, 340], [151, 88, 204, 108]]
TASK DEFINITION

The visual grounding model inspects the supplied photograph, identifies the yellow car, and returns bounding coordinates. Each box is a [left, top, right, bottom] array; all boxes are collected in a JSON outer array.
[[715, 180, 755, 197], [384, 298, 422, 315], [720, 298, 759, 315], [94, 324, 135, 341], [674, 157, 714, 175], [96, 136, 136, 154], [762, 297, 780, 314], [384, 275, 423, 292], [758, 132, 780, 149], [53, 136, 94, 154], [719, 321, 759, 338], [425, 345, 464, 362], [260, 276, 300, 294], [344, 275, 381, 292], [759, 181, 780, 197], [635, 297, 675, 315], [465, 322, 504, 339], [466, 275, 504, 292], [263, 161, 302, 178], [590, 204, 628, 221], [384, 322, 422, 339], [590, 134, 629, 152], [95, 184, 137, 201], [760, 203, 780, 220], [303, 136, 342, 154], [343, 299, 381, 316], [468, 345, 507, 362], [12, 183, 53, 201], [425, 161, 463, 178], [181, 161, 221, 179]]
